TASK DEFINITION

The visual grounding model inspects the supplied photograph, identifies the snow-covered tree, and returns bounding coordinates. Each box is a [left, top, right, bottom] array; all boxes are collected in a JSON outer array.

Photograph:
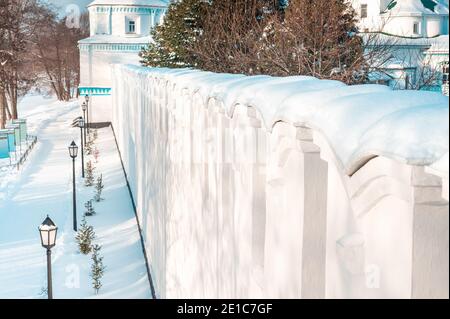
[[191, 0, 285, 74], [93, 147, 99, 163], [76, 216, 95, 254], [89, 129, 98, 143], [139, 0, 207, 68], [85, 139, 93, 155], [85, 161, 95, 186], [84, 200, 96, 217], [257, 0, 366, 83], [91, 244, 105, 295], [0, 0, 45, 127], [94, 174, 104, 202]]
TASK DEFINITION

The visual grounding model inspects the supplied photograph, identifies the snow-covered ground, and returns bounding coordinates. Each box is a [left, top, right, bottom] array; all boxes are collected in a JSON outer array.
[[0, 95, 151, 299]]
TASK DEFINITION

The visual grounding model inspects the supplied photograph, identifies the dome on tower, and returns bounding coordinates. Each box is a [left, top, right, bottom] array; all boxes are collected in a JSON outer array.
[[384, 0, 449, 15]]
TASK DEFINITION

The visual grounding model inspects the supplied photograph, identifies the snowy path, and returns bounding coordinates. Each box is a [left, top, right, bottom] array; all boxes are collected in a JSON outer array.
[[0, 96, 151, 299]]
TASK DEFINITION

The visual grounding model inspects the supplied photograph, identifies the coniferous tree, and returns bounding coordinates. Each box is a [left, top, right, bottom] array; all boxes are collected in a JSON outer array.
[[86, 130, 96, 155], [90, 129, 98, 143], [93, 147, 100, 163], [94, 174, 104, 202], [84, 200, 96, 217], [76, 216, 95, 254], [91, 244, 105, 295], [85, 161, 95, 186], [85, 138, 93, 155], [139, 0, 207, 68]]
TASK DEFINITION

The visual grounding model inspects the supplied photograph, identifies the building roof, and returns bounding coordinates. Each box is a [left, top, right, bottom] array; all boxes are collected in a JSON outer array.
[[426, 35, 450, 54], [88, 0, 169, 7], [384, 0, 449, 16], [362, 32, 449, 47], [79, 35, 153, 44]]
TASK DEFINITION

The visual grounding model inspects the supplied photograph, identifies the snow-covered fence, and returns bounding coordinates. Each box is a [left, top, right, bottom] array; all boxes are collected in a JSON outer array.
[[110, 64, 449, 299]]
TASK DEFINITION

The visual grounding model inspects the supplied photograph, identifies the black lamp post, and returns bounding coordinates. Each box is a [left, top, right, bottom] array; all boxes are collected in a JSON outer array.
[[79, 118, 85, 178], [39, 216, 58, 299], [85, 95, 90, 134], [81, 102, 87, 143], [71, 117, 85, 179], [69, 141, 78, 231]]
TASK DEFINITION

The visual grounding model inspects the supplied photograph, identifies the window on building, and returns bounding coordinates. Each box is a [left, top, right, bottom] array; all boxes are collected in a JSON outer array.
[[413, 22, 420, 35], [128, 20, 136, 34], [361, 4, 368, 18]]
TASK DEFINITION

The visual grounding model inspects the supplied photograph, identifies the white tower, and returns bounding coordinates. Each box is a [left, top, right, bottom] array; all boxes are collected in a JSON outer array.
[[78, 0, 170, 123]]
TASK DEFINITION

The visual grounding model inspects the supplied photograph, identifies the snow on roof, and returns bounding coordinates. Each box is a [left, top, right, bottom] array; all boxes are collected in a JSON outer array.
[[79, 35, 153, 44], [426, 35, 450, 54], [384, 0, 449, 16], [116, 65, 449, 176], [362, 33, 448, 47], [88, 0, 169, 7]]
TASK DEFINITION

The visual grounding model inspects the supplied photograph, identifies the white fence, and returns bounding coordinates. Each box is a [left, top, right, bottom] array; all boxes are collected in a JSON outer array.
[[110, 64, 449, 299]]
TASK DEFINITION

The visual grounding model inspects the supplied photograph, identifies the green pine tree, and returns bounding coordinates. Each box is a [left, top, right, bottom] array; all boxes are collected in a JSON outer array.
[[139, 0, 207, 68], [91, 244, 106, 295], [84, 200, 96, 217], [94, 174, 104, 202], [85, 139, 93, 155], [88, 129, 98, 144], [76, 216, 95, 254], [85, 160, 95, 187]]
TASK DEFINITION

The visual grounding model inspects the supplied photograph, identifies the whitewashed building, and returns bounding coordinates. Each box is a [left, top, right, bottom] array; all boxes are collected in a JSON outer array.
[[352, 0, 449, 93], [78, 0, 169, 123], [353, 0, 449, 37]]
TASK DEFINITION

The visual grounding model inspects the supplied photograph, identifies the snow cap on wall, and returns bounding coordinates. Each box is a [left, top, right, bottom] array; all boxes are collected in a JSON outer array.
[[117, 64, 449, 176]]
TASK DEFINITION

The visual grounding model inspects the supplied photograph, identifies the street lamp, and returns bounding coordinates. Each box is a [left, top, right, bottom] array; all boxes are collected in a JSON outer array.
[[85, 95, 90, 134], [71, 118, 85, 179], [39, 216, 58, 299], [81, 102, 87, 143], [79, 118, 85, 178], [69, 141, 78, 231]]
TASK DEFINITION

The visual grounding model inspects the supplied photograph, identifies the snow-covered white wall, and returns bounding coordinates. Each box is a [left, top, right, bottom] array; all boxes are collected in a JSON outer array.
[[110, 64, 449, 299], [79, 46, 146, 123]]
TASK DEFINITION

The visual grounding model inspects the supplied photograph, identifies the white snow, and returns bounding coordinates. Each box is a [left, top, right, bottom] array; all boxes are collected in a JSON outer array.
[[117, 65, 449, 176], [0, 94, 151, 299], [79, 35, 154, 45], [88, 0, 169, 7], [429, 151, 450, 176], [386, 0, 449, 15]]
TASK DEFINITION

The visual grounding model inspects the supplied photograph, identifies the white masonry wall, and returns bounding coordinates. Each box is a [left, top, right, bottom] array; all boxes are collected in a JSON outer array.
[[111, 64, 449, 299]]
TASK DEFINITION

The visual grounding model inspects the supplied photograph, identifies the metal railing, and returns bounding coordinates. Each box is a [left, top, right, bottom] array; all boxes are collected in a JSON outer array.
[[15, 135, 38, 170]]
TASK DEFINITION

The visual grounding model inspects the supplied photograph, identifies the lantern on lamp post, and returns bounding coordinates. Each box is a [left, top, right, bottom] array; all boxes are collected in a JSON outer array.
[[69, 141, 78, 231], [38, 216, 58, 299]]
